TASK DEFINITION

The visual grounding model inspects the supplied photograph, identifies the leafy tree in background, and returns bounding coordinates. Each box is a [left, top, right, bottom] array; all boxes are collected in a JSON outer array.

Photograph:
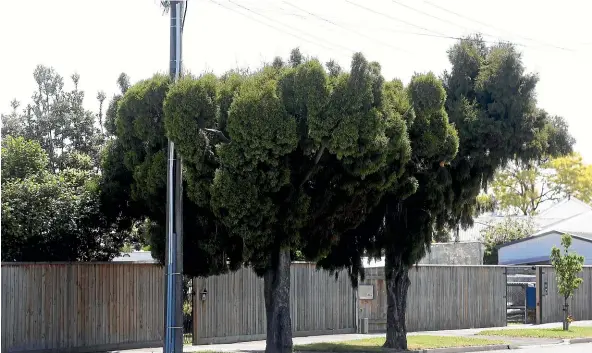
[[1, 65, 104, 171], [547, 153, 592, 204], [0, 67, 130, 261], [101, 50, 413, 353], [1, 136, 49, 180], [481, 217, 535, 264], [491, 160, 559, 215], [489, 152, 590, 216], [551, 234, 585, 330], [1, 136, 124, 261]]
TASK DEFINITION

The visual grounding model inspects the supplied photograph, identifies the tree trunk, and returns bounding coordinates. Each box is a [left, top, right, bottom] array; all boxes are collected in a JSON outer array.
[[383, 250, 411, 350], [264, 248, 293, 353], [563, 297, 569, 331]]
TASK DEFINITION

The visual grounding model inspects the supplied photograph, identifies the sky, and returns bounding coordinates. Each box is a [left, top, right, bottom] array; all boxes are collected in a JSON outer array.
[[1, 0, 591, 162]]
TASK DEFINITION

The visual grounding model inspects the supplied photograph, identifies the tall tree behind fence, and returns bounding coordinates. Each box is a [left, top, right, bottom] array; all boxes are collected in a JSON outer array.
[[359, 266, 507, 332], [1, 263, 163, 353], [539, 266, 592, 323], [192, 262, 356, 344]]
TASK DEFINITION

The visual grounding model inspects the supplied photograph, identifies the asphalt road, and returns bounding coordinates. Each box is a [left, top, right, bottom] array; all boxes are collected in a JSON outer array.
[[478, 342, 592, 353]]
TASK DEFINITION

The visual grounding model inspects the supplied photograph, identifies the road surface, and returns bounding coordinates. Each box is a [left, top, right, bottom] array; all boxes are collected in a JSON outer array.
[[479, 343, 592, 353]]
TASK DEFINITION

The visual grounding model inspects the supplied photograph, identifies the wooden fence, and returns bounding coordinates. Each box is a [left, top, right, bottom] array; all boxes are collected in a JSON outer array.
[[192, 262, 356, 344], [358, 266, 507, 332], [1, 263, 164, 353], [538, 266, 592, 323], [5, 262, 590, 352]]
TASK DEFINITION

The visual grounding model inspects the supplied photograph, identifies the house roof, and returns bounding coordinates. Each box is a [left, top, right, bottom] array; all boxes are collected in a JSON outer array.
[[537, 197, 591, 219], [454, 197, 592, 242], [498, 229, 592, 249], [534, 209, 592, 239]]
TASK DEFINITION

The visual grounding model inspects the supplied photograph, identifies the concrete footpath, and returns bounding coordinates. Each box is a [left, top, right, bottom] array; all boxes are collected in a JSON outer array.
[[114, 321, 592, 353]]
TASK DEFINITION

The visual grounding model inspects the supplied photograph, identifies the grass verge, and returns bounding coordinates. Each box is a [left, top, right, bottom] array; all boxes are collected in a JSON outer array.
[[479, 326, 592, 338], [295, 336, 504, 352]]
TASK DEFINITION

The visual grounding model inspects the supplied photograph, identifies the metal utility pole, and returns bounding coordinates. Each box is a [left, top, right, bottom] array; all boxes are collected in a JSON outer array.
[[165, 1, 184, 353]]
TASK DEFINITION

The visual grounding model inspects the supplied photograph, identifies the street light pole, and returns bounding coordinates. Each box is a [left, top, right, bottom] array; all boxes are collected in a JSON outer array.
[[165, 1, 184, 353]]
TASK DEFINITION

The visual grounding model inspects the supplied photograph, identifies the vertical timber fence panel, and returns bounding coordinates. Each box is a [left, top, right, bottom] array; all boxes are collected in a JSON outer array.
[[540, 266, 592, 324], [358, 265, 507, 332], [1, 263, 164, 353], [192, 262, 355, 344]]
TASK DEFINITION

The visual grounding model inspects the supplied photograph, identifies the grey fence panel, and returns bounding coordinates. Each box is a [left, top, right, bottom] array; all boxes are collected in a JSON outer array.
[[540, 266, 592, 323], [192, 263, 355, 344], [358, 265, 507, 332], [1, 263, 164, 353]]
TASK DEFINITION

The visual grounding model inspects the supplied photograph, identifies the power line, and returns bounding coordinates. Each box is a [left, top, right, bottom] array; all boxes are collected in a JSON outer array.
[[388, 0, 502, 40], [207, 0, 353, 55], [225, 0, 356, 54], [343, 0, 444, 36], [422, 0, 573, 51], [282, 1, 410, 54], [343, 0, 574, 51], [370, 25, 528, 47]]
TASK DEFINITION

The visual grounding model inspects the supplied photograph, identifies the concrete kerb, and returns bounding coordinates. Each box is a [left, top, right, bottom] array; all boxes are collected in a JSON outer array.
[[565, 338, 592, 344], [420, 345, 512, 353], [295, 339, 592, 353], [296, 345, 513, 353]]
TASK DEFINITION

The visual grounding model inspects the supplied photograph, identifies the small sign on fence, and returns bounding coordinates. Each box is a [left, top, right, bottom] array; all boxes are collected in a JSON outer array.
[[358, 284, 374, 300]]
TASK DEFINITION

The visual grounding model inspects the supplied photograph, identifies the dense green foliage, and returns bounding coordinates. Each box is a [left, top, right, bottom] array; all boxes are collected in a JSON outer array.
[[1, 137, 122, 261], [1, 65, 104, 171], [442, 38, 572, 230], [318, 72, 458, 280], [481, 217, 535, 264], [102, 51, 413, 276], [100, 73, 237, 275], [1, 136, 49, 180], [101, 51, 416, 352], [1, 68, 127, 261], [318, 36, 573, 350], [1, 38, 577, 352]]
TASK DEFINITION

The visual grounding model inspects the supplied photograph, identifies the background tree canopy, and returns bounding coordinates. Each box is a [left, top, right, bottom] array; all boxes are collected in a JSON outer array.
[[481, 217, 535, 265], [0, 67, 129, 262], [1, 136, 123, 261], [488, 152, 591, 216]]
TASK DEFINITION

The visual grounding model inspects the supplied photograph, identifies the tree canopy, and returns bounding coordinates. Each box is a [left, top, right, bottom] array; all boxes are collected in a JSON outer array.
[[318, 36, 574, 350], [101, 50, 414, 353]]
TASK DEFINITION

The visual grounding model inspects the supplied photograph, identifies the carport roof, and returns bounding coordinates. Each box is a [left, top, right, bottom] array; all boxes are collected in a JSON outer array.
[[497, 230, 592, 249]]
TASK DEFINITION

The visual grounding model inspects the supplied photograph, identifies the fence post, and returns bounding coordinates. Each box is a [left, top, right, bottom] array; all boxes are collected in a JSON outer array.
[[354, 283, 359, 333], [192, 277, 199, 345], [535, 266, 542, 324]]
